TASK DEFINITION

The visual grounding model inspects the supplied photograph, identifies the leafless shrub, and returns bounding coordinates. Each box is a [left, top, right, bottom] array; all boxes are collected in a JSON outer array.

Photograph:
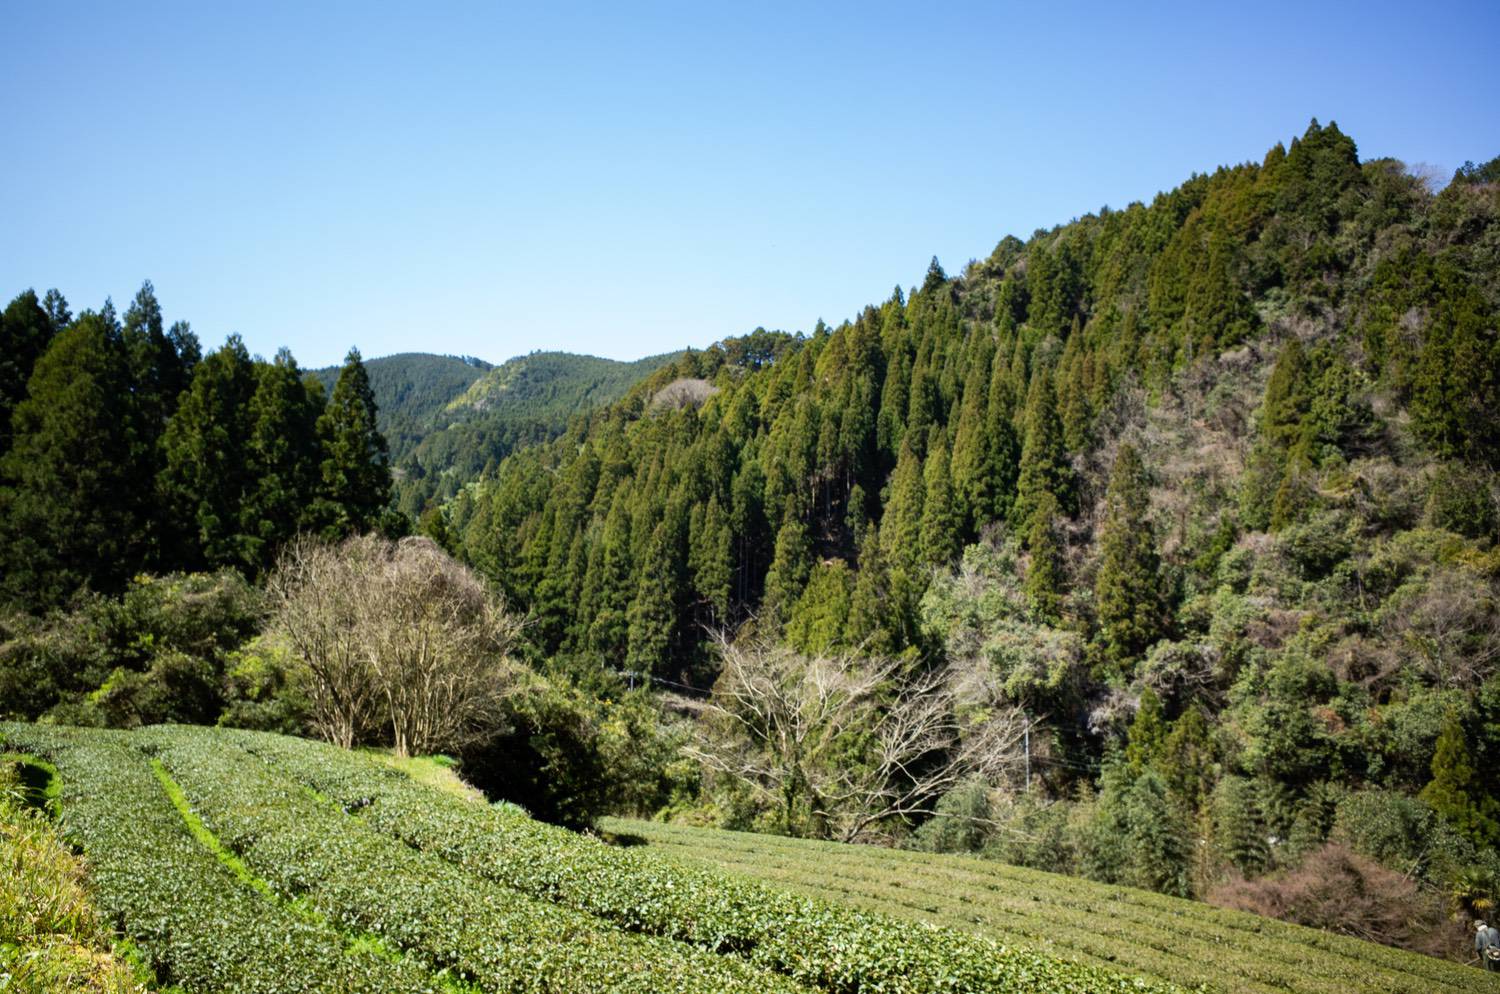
[[650, 377, 719, 411], [268, 534, 523, 757], [1208, 843, 1459, 960], [1380, 566, 1500, 691], [689, 637, 1027, 844]]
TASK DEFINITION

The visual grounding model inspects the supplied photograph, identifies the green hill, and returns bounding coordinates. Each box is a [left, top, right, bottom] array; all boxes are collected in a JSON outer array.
[[604, 817, 1497, 994], [393, 350, 680, 515], [1, 722, 1190, 994], [438, 123, 1500, 959], [311, 349, 680, 517], [310, 352, 493, 434]]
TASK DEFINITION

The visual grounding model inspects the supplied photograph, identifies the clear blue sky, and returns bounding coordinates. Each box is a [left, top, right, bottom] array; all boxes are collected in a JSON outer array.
[[4, 1, 1497, 368]]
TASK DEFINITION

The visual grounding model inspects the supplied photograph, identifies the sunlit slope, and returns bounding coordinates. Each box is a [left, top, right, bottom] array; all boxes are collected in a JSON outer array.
[[1, 723, 1191, 994], [602, 817, 1497, 994]]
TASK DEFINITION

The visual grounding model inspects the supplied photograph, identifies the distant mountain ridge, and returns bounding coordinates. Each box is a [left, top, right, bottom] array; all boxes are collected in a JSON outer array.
[[320, 349, 681, 516], [312, 353, 493, 435]]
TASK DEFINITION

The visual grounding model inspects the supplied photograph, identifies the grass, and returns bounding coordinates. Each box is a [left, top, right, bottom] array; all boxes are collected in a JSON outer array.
[[367, 749, 486, 804], [0, 756, 151, 994], [602, 816, 1500, 994]]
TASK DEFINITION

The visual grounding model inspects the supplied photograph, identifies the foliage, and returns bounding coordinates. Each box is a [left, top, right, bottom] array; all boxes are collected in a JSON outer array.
[[612, 814, 1493, 994], [223, 726, 1190, 994]]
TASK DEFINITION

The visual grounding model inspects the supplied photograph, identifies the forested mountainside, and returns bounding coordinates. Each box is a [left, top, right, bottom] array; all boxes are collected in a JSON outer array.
[[389, 350, 680, 518], [439, 123, 1500, 920], [311, 350, 492, 457]]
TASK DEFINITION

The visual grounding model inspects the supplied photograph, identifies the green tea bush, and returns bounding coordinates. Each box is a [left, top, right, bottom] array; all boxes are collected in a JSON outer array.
[[151, 726, 807, 994], [230, 729, 1191, 994], [0, 723, 431, 994]]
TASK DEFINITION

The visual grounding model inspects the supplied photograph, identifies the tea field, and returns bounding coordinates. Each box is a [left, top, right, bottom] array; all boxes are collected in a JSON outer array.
[[1, 722, 1193, 994], [601, 817, 1500, 994]]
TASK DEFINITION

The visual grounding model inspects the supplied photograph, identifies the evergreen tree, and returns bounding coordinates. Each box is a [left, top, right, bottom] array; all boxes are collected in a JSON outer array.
[[689, 492, 733, 623], [1023, 490, 1065, 624], [626, 514, 685, 677], [41, 289, 71, 330], [585, 488, 635, 663], [314, 347, 392, 537], [919, 432, 960, 567], [1126, 688, 1168, 772], [983, 347, 1022, 523], [1012, 368, 1070, 535], [243, 347, 325, 571], [0, 290, 57, 454], [1420, 712, 1500, 846], [1211, 775, 1270, 875], [1094, 444, 1165, 674], [844, 523, 893, 654], [762, 507, 811, 626], [881, 436, 925, 577], [0, 314, 143, 605], [158, 336, 258, 571], [949, 334, 995, 534]]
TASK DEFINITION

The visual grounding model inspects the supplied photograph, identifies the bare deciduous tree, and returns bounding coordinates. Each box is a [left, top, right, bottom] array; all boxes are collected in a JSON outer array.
[[266, 535, 382, 749], [268, 534, 523, 757], [688, 637, 1027, 844]]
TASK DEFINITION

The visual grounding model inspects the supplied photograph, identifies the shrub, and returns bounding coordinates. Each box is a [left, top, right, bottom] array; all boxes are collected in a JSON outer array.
[[1208, 843, 1457, 959]]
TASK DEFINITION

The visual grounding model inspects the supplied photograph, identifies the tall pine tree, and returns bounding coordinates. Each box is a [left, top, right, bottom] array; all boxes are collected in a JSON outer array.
[[314, 347, 392, 537], [1094, 443, 1166, 675]]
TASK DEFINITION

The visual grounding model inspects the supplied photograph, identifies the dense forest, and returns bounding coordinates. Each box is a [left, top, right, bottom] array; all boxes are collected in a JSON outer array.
[[376, 350, 680, 518], [430, 122, 1499, 944], [2, 121, 1497, 957]]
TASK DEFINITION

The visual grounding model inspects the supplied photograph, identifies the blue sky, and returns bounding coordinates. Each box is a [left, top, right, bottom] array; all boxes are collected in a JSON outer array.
[[3, 1, 1497, 368]]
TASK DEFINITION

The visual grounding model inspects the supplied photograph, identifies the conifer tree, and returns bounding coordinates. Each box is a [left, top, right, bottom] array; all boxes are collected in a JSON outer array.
[[881, 436, 925, 577], [243, 347, 325, 571], [762, 507, 811, 626], [919, 432, 959, 567], [0, 313, 143, 605], [844, 523, 893, 654], [1024, 490, 1065, 624], [41, 289, 71, 331], [689, 492, 733, 623], [1211, 775, 1270, 875], [1126, 688, 1168, 772], [1095, 443, 1165, 674], [314, 347, 392, 537], [1420, 712, 1500, 846], [158, 336, 258, 571], [0, 290, 57, 454], [585, 488, 634, 663], [626, 514, 685, 676], [1012, 367, 1070, 534], [984, 347, 1022, 524], [949, 335, 995, 533]]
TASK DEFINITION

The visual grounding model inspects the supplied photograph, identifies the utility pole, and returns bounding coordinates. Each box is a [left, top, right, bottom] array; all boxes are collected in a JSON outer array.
[[1023, 714, 1031, 793]]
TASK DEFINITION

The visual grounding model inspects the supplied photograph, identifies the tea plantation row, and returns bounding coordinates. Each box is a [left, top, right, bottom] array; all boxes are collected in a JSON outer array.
[[2, 722, 1196, 994], [0, 725, 435, 994], [146, 728, 807, 993], [603, 818, 1500, 994], [219, 727, 1192, 994]]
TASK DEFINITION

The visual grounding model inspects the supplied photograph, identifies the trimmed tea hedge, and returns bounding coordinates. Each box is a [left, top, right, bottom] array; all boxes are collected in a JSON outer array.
[[226, 728, 1193, 994], [149, 726, 808, 994], [605, 817, 1500, 994], [0, 724, 433, 994]]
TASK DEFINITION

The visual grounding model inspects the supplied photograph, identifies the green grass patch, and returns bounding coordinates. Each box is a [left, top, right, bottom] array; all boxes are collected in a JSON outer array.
[[366, 749, 486, 804], [150, 758, 271, 898], [2, 752, 62, 818]]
